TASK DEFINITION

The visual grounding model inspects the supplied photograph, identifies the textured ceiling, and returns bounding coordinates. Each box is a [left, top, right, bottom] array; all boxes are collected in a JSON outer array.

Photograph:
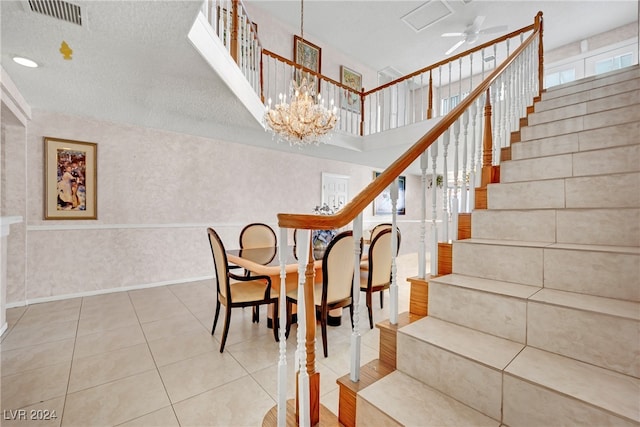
[[1, 0, 638, 164]]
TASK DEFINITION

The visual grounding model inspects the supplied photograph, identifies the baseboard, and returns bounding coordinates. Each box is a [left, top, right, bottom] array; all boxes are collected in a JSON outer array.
[[5, 275, 214, 308], [0, 322, 7, 337]]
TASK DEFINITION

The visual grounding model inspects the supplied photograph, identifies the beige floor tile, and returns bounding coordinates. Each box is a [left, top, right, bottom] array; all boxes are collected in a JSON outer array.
[[1, 396, 65, 427], [172, 375, 275, 427], [76, 310, 139, 337], [116, 406, 179, 427], [73, 323, 147, 360], [68, 343, 156, 393], [79, 299, 136, 320], [1, 320, 78, 351], [1, 362, 70, 410], [320, 388, 340, 418], [18, 301, 81, 326], [147, 330, 218, 367], [225, 333, 290, 374], [141, 313, 206, 342], [62, 370, 170, 427], [81, 291, 131, 310], [131, 298, 192, 324], [159, 350, 247, 403], [2, 338, 75, 377], [6, 306, 27, 326]]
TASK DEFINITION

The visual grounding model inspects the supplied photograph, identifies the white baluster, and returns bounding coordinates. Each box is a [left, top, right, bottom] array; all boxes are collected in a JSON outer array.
[[442, 129, 450, 242], [461, 109, 470, 213], [438, 65, 442, 116], [469, 100, 478, 210], [490, 83, 498, 166], [452, 119, 461, 240], [430, 142, 439, 276], [277, 227, 288, 427], [419, 151, 428, 279], [448, 62, 452, 114], [295, 230, 310, 427], [350, 214, 363, 382], [390, 179, 399, 325]]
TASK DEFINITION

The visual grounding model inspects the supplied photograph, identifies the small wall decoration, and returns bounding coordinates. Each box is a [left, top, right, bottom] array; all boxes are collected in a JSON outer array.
[[373, 172, 406, 216], [44, 137, 97, 220], [341, 65, 362, 113], [294, 35, 321, 89]]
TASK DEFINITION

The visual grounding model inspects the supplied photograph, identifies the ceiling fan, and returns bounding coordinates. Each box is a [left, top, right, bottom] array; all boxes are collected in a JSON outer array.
[[442, 16, 508, 55]]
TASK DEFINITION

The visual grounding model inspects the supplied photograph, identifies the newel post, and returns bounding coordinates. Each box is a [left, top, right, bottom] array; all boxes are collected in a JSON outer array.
[[481, 88, 494, 187]]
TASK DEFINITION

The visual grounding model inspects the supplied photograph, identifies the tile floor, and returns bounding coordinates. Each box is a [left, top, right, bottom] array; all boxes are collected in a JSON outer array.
[[1, 254, 417, 426]]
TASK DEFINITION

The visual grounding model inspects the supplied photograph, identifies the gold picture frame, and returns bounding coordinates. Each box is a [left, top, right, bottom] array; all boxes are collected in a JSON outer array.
[[44, 137, 97, 220], [341, 65, 362, 113], [294, 35, 321, 91]]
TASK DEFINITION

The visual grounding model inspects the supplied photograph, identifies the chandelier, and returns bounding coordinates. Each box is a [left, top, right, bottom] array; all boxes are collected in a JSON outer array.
[[264, 0, 338, 146]]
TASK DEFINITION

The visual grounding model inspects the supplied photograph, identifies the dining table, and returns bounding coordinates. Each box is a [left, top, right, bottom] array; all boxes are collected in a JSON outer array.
[[225, 245, 323, 327]]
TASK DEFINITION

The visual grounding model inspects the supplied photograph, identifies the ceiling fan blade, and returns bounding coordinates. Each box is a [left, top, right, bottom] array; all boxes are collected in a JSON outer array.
[[441, 32, 465, 37], [445, 39, 466, 55], [479, 25, 508, 35], [470, 15, 486, 32]]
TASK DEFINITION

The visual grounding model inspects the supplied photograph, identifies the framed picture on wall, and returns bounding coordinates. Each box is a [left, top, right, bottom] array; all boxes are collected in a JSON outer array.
[[294, 35, 321, 90], [341, 65, 362, 113], [44, 137, 97, 220], [373, 172, 406, 216]]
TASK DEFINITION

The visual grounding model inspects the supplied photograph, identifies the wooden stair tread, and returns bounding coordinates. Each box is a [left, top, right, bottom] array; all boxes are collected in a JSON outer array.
[[336, 359, 394, 394], [262, 399, 340, 427]]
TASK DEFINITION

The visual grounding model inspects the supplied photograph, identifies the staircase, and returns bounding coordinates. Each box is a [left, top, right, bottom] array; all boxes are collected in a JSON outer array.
[[355, 66, 640, 426]]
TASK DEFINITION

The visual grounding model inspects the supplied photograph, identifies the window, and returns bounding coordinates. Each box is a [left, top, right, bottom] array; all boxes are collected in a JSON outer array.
[[595, 53, 633, 75], [545, 68, 576, 88]]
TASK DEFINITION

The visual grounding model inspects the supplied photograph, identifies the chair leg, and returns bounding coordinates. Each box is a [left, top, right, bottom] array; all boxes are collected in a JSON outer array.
[[380, 290, 384, 308], [211, 299, 221, 335], [252, 306, 259, 323], [272, 302, 279, 342], [349, 304, 354, 328], [366, 293, 374, 329], [219, 306, 232, 353], [285, 300, 293, 339], [320, 309, 328, 358]]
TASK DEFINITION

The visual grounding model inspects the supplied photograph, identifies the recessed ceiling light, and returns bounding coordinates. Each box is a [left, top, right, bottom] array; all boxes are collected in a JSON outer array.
[[13, 56, 39, 68]]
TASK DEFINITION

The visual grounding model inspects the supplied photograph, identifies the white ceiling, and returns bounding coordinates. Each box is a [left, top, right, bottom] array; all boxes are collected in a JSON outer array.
[[1, 0, 638, 167]]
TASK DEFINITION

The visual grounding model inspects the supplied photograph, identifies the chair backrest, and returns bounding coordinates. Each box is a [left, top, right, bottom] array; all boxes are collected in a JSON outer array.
[[239, 223, 277, 249], [207, 227, 230, 299], [321, 231, 358, 305], [370, 223, 392, 241], [367, 228, 402, 288]]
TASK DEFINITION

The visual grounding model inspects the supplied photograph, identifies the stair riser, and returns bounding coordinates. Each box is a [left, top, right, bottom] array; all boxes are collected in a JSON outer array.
[[487, 179, 565, 209], [489, 173, 640, 210], [513, 121, 639, 159], [557, 208, 640, 247], [529, 89, 639, 126], [428, 282, 528, 343], [566, 172, 640, 209], [453, 242, 543, 286], [544, 248, 640, 302], [503, 375, 639, 427], [521, 104, 640, 141], [541, 68, 640, 101], [528, 302, 640, 377], [356, 397, 401, 427], [502, 143, 640, 183], [471, 210, 556, 242], [536, 77, 640, 113], [397, 333, 502, 421]]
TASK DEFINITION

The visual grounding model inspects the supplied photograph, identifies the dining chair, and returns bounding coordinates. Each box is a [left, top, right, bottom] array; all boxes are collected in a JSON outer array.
[[285, 230, 360, 357], [207, 227, 278, 353], [361, 223, 395, 270], [238, 223, 277, 322], [360, 228, 401, 329]]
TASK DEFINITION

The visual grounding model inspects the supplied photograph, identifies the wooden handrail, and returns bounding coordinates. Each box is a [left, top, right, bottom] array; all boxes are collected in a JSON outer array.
[[277, 12, 543, 230], [361, 22, 537, 97]]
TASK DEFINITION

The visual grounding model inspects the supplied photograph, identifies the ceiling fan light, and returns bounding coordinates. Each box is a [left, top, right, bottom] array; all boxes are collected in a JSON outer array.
[[13, 56, 39, 68]]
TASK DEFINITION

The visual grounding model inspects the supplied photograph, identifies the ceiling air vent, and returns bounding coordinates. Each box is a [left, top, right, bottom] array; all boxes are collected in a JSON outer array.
[[402, 0, 453, 33], [28, 0, 82, 26]]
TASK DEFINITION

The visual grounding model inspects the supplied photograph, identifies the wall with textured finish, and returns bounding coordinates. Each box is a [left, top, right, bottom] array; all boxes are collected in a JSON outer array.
[[4, 110, 423, 305]]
